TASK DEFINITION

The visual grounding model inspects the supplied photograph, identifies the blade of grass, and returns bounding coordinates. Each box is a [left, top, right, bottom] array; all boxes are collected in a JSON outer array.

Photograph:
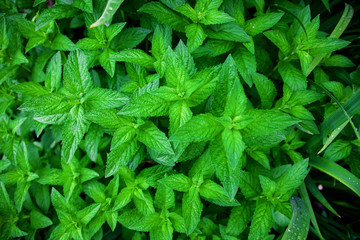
[[305, 176, 340, 217], [310, 156, 360, 197], [281, 196, 311, 240], [305, 3, 353, 77], [310, 80, 360, 149], [318, 119, 349, 154], [299, 183, 323, 240]]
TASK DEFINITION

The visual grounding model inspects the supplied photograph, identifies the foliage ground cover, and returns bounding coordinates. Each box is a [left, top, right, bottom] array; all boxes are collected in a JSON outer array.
[[0, 0, 360, 239]]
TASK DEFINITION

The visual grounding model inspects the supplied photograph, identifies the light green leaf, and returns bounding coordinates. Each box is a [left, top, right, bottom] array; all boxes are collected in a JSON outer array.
[[245, 12, 284, 36], [76, 38, 104, 50], [226, 200, 252, 236], [45, 51, 62, 92], [232, 45, 256, 87], [206, 22, 251, 43], [111, 49, 155, 68], [276, 159, 309, 200], [152, 24, 172, 61], [105, 22, 126, 43], [63, 49, 93, 94], [183, 187, 202, 235], [169, 100, 192, 134], [105, 138, 140, 177], [139, 2, 190, 32], [36, 4, 79, 30], [222, 128, 245, 169], [252, 73, 276, 109], [164, 46, 189, 88], [185, 23, 206, 53], [137, 121, 174, 155], [323, 140, 352, 162], [278, 62, 307, 91], [171, 114, 223, 143], [159, 174, 192, 192], [248, 199, 273, 240], [84, 87, 128, 109], [133, 189, 155, 215], [30, 210, 53, 229], [199, 179, 240, 206], [61, 106, 88, 163]]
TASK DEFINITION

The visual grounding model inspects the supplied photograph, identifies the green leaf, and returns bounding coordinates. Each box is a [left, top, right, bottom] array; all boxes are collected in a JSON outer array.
[[64, 49, 93, 94], [169, 100, 192, 134], [77, 203, 101, 225], [276, 159, 309, 200], [249, 199, 273, 240], [119, 91, 170, 117], [252, 73, 277, 109], [105, 22, 126, 43], [201, 11, 234, 25], [263, 30, 292, 56], [281, 196, 310, 240], [12, 82, 49, 97], [244, 12, 284, 36], [183, 187, 202, 235], [152, 24, 172, 61], [84, 124, 103, 162], [99, 48, 117, 77], [111, 27, 152, 51], [61, 106, 88, 162], [137, 121, 174, 155], [238, 170, 262, 199], [113, 187, 133, 211], [30, 210, 53, 229], [111, 49, 155, 68], [14, 179, 30, 212], [139, 2, 190, 32], [308, 38, 350, 55], [133, 189, 155, 215], [232, 45, 256, 87], [154, 183, 175, 209], [159, 174, 192, 192], [310, 156, 360, 197], [224, 78, 247, 117], [242, 109, 299, 137], [45, 51, 62, 92], [73, 0, 93, 13], [36, 4, 79, 30], [171, 114, 223, 142], [226, 200, 252, 236], [323, 140, 352, 162], [199, 179, 240, 206], [278, 62, 307, 91], [222, 128, 245, 169], [50, 33, 76, 51], [324, 54, 355, 68], [205, 22, 251, 42], [164, 46, 189, 88], [118, 209, 157, 231], [85, 109, 125, 131], [83, 180, 106, 203], [185, 23, 206, 53], [19, 93, 70, 115], [76, 38, 104, 50], [106, 138, 140, 177], [84, 87, 128, 110]]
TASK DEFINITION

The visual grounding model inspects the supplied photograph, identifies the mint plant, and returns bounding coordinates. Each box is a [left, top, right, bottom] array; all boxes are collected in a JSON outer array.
[[1, 0, 360, 239]]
